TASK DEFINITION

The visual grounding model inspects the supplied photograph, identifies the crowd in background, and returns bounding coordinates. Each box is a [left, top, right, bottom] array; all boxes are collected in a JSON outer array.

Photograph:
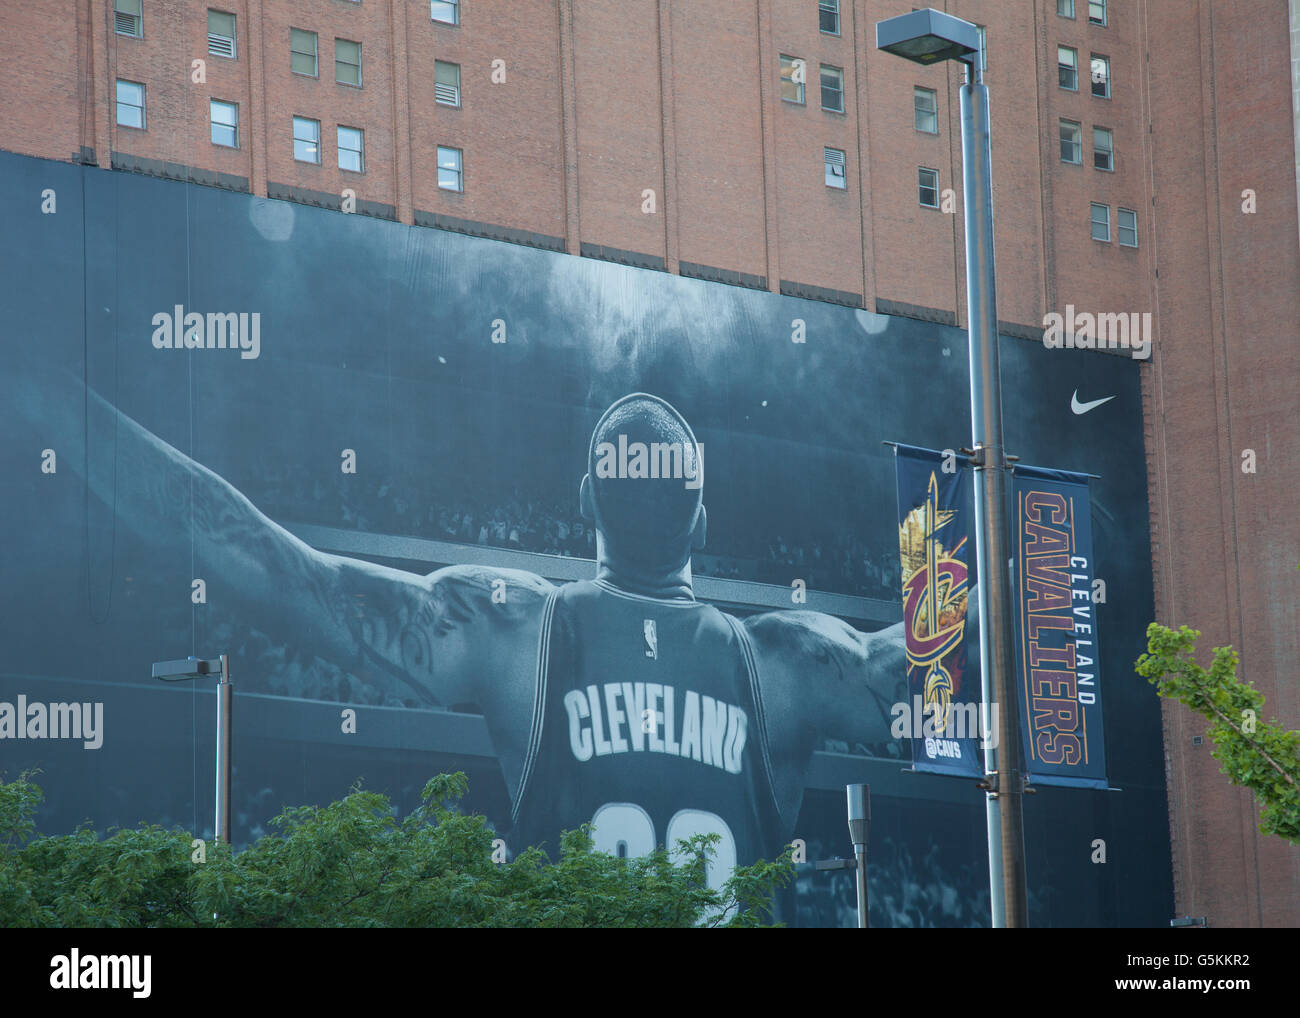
[[793, 836, 994, 929], [244, 456, 901, 601]]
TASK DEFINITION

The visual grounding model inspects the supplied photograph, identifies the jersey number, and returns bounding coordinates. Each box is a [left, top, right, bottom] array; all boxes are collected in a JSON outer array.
[[590, 803, 737, 891]]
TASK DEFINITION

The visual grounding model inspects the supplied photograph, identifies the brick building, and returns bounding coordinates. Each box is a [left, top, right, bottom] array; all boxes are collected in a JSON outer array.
[[1, 0, 1296, 926]]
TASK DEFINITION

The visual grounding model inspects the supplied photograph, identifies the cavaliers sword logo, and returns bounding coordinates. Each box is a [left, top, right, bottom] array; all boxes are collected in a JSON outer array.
[[899, 473, 969, 734]]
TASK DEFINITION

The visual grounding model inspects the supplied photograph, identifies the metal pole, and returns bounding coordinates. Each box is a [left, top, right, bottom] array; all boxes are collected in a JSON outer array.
[[215, 653, 233, 844], [960, 60, 1029, 928], [846, 784, 870, 929], [854, 849, 868, 929]]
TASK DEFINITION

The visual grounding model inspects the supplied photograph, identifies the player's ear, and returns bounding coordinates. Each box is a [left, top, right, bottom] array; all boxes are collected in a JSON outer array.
[[690, 503, 707, 550], [579, 473, 595, 521]]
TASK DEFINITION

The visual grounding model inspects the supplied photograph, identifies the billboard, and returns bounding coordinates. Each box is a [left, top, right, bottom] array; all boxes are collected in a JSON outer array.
[[0, 150, 1170, 926]]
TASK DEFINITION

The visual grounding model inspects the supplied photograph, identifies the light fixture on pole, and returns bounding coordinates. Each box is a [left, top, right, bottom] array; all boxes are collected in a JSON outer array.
[[876, 8, 1030, 929], [152, 654, 233, 844], [846, 784, 870, 929]]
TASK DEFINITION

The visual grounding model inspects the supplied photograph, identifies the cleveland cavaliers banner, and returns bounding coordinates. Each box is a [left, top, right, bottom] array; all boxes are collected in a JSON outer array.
[[892, 445, 981, 779], [1011, 465, 1109, 790]]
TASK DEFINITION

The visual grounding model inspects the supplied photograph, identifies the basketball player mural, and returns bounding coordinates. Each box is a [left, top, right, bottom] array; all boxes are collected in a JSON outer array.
[[14, 370, 976, 889]]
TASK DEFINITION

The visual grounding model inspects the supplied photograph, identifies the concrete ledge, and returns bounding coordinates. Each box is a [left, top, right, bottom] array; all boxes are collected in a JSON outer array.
[[679, 260, 767, 291], [781, 279, 864, 309], [415, 210, 565, 251], [112, 151, 248, 192], [874, 297, 957, 326], [579, 241, 667, 272]]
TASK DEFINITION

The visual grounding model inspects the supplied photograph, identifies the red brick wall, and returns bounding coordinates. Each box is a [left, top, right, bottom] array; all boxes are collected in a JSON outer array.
[[1140, 0, 1300, 928]]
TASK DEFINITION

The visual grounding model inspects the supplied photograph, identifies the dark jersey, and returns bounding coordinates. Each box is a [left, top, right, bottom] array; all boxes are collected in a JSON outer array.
[[510, 578, 786, 887]]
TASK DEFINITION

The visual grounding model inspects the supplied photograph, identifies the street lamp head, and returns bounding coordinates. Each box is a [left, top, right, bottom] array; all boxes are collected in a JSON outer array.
[[152, 656, 222, 681], [846, 783, 870, 848], [876, 8, 979, 66]]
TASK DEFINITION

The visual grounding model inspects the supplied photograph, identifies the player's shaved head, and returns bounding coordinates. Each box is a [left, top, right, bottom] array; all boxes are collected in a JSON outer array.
[[583, 393, 704, 568]]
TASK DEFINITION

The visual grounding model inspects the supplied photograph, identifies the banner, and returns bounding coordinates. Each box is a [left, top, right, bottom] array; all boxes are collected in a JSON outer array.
[[1011, 465, 1108, 789], [893, 445, 981, 778]]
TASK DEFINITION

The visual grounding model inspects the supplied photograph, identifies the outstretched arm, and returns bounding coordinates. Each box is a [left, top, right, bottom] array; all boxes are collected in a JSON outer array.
[[745, 612, 907, 754], [744, 590, 980, 822], [4, 360, 553, 707]]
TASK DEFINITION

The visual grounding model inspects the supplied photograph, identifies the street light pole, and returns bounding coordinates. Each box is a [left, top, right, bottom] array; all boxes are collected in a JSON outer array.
[[215, 653, 233, 845], [846, 784, 870, 929], [877, 8, 1030, 928], [960, 58, 1029, 931], [152, 654, 234, 845]]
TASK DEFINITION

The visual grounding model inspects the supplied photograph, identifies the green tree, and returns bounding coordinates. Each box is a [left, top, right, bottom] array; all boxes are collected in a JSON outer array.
[[0, 772, 793, 928], [1136, 623, 1300, 843]]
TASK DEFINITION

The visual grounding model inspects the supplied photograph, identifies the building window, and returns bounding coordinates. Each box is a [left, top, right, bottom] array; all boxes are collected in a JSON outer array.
[[210, 100, 238, 147], [1091, 54, 1110, 98], [819, 0, 840, 35], [1093, 126, 1113, 170], [780, 55, 805, 104], [438, 146, 463, 191], [435, 61, 461, 106], [293, 116, 321, 163], [1058, 0, 1074, 17], [431, 0, 459, 25], [336, 39, 361, 86], [115, 80, 145, 129], [291, 28, 318, 77], [1090, 202, 1110, 242], [825, 147, 846, 189], [1089, 0, 1107, 26], [820, 65, 844, 113], [913, 86, 938, 133], [338, 126, 364, 172], [918, 167, 939, 208], [977, 25, 987, 72], [1118, 207, 1138, 247], [1058, 46, 1077, 90], [1060, 119, 1082, 164], [207, 10, 236, 57], [114, 0, 142, 38]]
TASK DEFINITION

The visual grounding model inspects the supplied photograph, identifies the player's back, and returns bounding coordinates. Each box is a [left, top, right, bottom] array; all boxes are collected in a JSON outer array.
[[509, 578, 785, 887]]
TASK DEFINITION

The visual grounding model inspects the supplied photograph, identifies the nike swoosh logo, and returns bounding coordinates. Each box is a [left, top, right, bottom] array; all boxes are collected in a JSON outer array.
[[1071, 390, 1116, 415]]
